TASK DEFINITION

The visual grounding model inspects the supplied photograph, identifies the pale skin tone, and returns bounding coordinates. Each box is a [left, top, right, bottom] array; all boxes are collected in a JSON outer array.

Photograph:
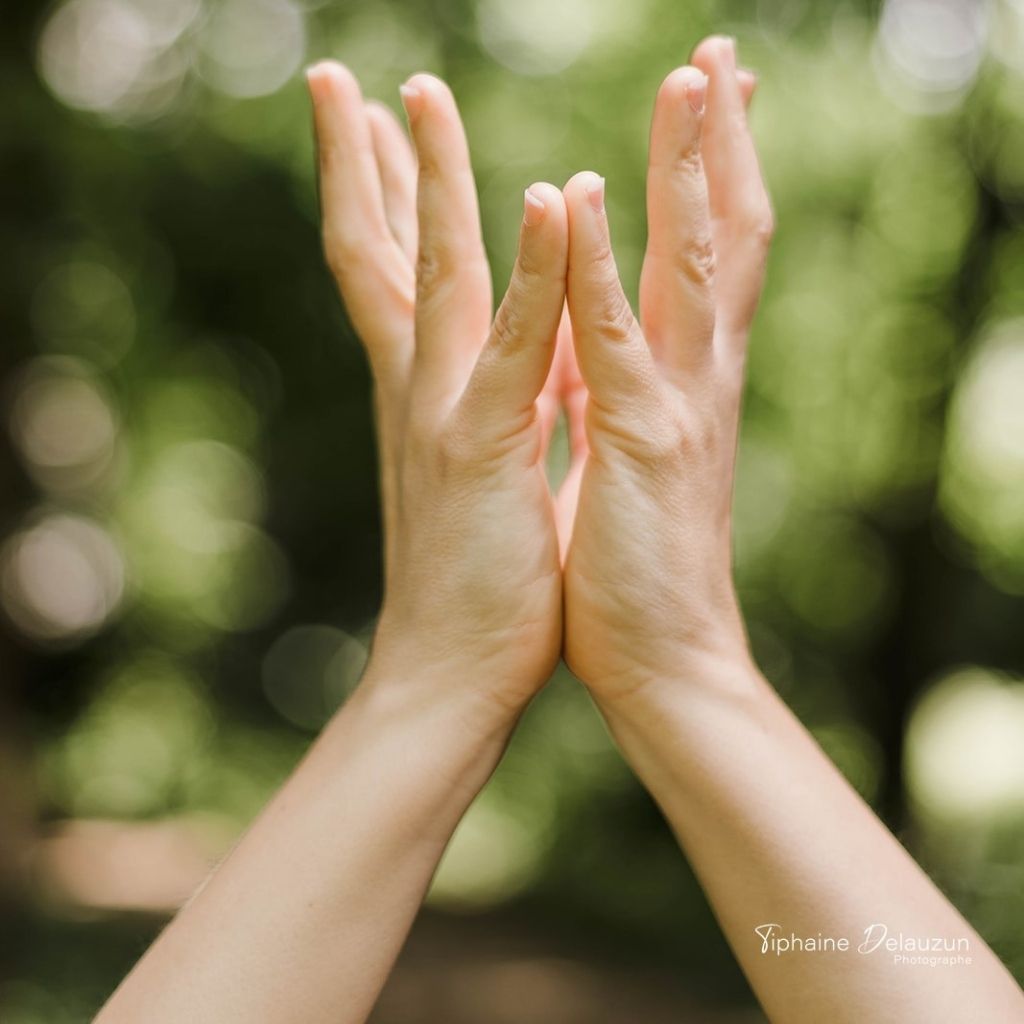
[[96, 35, 1024, 1024]]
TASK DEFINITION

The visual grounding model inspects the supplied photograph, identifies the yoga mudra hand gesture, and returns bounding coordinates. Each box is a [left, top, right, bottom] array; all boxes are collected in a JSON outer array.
[[97, 36, 1024, 1024]]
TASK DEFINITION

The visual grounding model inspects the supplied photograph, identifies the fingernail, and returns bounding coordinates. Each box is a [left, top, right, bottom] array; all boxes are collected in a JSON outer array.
[[584, 174, 605, 213], [399, 81, 423, 122], [722, 36, 737, 65], [686, 73, 707, 114], [524, 187, 546, 227]]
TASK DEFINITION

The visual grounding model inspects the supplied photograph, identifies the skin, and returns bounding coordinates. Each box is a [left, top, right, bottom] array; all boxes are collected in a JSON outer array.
[[315, 70, 568, 713], [96, 36, 1024, 1024]]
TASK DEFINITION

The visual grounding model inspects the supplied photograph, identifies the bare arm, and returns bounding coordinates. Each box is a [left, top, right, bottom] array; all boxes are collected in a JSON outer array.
[[600, 661, 1024, 1023], [96, 674, 513, 1023], [559, 34, 1024, 1024]]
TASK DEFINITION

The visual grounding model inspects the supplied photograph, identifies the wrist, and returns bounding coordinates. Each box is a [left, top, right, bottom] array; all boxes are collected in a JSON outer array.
[[588, 641, 763, 721], [368, 612, 555, 718], [355, 644, 526, 743], [591, 653, 774, 807], [313, 658, 518, 851]]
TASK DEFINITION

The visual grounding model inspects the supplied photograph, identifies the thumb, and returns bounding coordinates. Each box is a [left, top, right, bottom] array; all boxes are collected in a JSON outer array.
[[563, 171, 655, 414], [457, 182, 567, 438]]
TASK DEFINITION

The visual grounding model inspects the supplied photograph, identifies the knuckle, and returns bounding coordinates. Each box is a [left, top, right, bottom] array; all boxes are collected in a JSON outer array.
[[751, 214, 775, 247], [415, 243, 449, 294], [647, 406, 690, 464], [435, 418, 473, 470], [583, 235, 615, 271], [641, 428, 682, 468], [740, 201, 775, 248], [515, 243, 547, 283], [415, 240, 485, 297], [595, 386, 685, 466], [672, 147, 705, 180], [625, 392, 720, 470], [678, 404, 718, 460], [316, 138, 344, 171], [414, 148, 443, 185], [593, 297, 636, 344], [688, 420, 718, 460], [490, 305, 523, 352], [322, 229, 362, 280], [674, 234, 717, 287]]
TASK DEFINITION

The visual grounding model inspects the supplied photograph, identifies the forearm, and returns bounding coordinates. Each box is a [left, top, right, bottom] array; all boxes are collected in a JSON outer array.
[[96, 663, 513, 1024], [598, 656, 1024, 1024]]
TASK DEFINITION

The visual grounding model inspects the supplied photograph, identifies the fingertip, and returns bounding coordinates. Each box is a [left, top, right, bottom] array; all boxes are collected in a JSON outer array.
[[692, 35, 749, 126], [366, 98, 402, 126], [563, 170, 592, 199], [651, 67, 707, 154], [305, 59, 340, 82], [403, 71, 450, 95], [523, 187, 546, 227], [690, 34, 737, 74], [400, 72, 455, 122], [399, 82, 423, 122], [657, 65, 708, 112], [523, 181, 565, 228], [564, 171, 605, 215], [527, 180, 562, 206], [305, 60, 359, 104], [520, 184, 567, 282]]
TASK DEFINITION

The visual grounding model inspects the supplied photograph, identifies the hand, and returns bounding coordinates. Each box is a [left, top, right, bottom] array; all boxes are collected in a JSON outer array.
[[307, 64, 569, 714], [560, 37, 772, 701]]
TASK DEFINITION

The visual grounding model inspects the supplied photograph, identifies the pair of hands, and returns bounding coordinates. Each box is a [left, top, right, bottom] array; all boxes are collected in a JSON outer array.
[[100, 44, 1024, 1024], [306, 35, 773, 720]]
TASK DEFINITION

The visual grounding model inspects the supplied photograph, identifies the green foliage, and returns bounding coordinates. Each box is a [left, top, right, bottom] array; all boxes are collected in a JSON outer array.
[[2, 0, 1024, 1017]]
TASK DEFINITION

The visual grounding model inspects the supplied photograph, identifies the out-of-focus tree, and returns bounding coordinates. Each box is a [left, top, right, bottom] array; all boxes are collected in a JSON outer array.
[[1, 0, 1023, 1019]]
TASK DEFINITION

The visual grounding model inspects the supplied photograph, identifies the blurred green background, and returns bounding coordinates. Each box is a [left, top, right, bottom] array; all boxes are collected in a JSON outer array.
[[2, 0, 1024, 1020]]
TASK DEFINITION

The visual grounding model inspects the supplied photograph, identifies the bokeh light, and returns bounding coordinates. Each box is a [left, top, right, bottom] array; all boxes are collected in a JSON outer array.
[[905, 667, 1024, 822], [940, 319, 1024, 592], [477, 0, 596, 76], [126, 446, 285, 629], [990, 0, 1024, 73], [0, 513, 125, 644], [9, 359, 119, 494], [430, 795, 551, 907], [198, 0, 306, 99], [37, 0, 306, 122], [261, 624, 367, 730], [37, 0, 198, 119], [875, 0, 988, 112]]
